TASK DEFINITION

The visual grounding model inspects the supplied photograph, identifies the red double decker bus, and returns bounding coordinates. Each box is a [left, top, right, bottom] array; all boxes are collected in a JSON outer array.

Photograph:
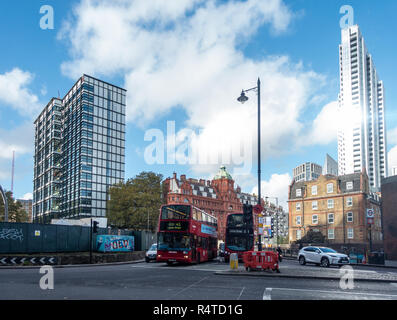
[[157, 204, 218, 265]]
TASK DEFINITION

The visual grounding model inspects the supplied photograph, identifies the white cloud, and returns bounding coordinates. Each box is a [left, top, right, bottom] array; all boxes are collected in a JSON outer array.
[[59, 0, 329, 180], [0, 122, 34, 160], [301, 101, 339, 146], [0, 122, 34, 184], [0, 68, 42, 117], [251, 173, 292, 211], [21, 193, 33, 200]]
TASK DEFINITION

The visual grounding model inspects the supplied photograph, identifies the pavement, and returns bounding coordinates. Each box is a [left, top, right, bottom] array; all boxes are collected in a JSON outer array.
[[215, 257, 397, 283], [282, 255, 397, 269], [216, 265, 397, 283]]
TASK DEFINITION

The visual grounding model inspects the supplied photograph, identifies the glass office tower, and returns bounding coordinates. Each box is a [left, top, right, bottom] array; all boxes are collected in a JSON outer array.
[[33, 75, 126, 223]]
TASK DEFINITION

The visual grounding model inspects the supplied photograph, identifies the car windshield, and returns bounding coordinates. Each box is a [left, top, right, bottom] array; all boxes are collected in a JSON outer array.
[[149, 244, 157, 251], [320, 247, 337, 253]]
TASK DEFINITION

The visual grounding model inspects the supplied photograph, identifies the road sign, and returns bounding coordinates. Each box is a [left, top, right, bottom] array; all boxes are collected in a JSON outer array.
[[0, 256, 57, 265], [366, 209, 374, 218], [367, 217, 374, 225], [253, 204, 263, 214]]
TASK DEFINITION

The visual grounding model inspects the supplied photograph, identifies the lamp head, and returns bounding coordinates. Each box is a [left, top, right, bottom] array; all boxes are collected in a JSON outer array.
[[237, 90, 249, 104]]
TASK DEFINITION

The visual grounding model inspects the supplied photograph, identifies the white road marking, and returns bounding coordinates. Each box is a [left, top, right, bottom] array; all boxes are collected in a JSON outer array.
[[266, 287, 397, 298], [263, 288, 272, 300], [168, 276, 210, 299], [237, 287, 245, 300]]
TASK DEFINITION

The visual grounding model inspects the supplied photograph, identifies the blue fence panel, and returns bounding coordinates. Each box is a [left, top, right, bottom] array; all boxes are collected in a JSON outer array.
[[26, 224, 45, 253], [56, 226, 69, 252], [0, 222, 140, 254], [5, 223, 27, 253]]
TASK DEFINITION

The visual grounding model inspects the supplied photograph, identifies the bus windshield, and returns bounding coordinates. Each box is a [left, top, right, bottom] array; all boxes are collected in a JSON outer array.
[[227, 214, 244, 228], [226, 235, 253, 252], [158, 233, 191, 251], [161, 205, 190, 220]]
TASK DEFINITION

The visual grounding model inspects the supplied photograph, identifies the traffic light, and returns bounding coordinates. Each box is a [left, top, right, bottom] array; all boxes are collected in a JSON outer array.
[[93, 221, 99, 233]]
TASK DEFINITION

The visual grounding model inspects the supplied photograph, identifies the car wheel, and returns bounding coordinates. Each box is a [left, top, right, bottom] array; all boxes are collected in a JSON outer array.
[[299, 256, 306, 265], [321, 257, 330, 268], [145, 257, 150, 263]]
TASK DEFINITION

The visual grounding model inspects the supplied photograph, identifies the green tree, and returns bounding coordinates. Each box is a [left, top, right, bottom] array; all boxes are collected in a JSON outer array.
[[107, 172, 163, 231], [0, 191, 29, 223], [295, 229, 325, 245]]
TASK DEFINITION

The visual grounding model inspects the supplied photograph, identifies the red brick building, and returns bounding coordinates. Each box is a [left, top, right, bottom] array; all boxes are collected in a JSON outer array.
[[163, 166, 262, 241], [381, 176, 397, 260]]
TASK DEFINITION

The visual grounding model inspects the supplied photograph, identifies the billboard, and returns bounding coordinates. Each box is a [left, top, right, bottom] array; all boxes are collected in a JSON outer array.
[[96, 235, 134, 252]]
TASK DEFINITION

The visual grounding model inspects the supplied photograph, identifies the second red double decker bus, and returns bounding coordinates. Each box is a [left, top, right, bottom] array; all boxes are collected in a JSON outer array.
[[224, 212, 254, 262], [157, 204, 218, 265]]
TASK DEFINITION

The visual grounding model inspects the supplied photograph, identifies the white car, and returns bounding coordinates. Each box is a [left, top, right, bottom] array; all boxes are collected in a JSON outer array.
[[298, 246, 350, 268], [145, 243, 157, 263]]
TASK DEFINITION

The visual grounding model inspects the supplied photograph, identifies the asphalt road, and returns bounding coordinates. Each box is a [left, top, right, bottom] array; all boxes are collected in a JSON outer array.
[[1, 259, 397, 300]]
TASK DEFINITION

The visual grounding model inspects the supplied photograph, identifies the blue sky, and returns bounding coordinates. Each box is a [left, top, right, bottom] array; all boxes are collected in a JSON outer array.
[[0, 0, 396, 209]]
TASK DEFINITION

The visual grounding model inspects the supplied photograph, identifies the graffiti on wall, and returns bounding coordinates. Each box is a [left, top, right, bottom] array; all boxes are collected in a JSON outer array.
[[0, 228, 24, 242], [96, 235, 134, 253]]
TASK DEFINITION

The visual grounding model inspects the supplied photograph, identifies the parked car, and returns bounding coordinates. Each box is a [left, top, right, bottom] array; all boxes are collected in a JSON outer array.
[[298, 246, 350, 268], [145, 243, 157, 263]]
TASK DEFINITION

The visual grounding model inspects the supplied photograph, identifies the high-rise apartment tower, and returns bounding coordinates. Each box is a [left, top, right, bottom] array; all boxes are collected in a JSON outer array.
[[338, 25, 387, 191]]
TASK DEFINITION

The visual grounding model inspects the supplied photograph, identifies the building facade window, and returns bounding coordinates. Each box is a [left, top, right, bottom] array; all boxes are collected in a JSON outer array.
[[347, 197, 353, 207], [328, 229, 335, 239], [328, 213, 334, 224], [296, 229, 302, 240], [296, 216, 301, 225], [312, 201, 318, 210], [347, 228, 354, 239], [312, 215, 318, 225], [347, 212, 353, 222], [327, 183, 334, 193], [296, 203, 301, 211], [328, 199, 334, 209], [346, 181, 353, 190], [312, 185, 318, 196], [296, 189, 302, 197]]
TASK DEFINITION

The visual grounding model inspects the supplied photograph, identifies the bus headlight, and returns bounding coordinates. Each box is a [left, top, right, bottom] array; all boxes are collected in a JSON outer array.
[[184, 256, 188, 259], [157, 255, 161, 258]]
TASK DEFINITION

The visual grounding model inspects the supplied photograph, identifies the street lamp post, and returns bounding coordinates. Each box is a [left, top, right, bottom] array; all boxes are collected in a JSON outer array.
[[238, 78, 262, 251]]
